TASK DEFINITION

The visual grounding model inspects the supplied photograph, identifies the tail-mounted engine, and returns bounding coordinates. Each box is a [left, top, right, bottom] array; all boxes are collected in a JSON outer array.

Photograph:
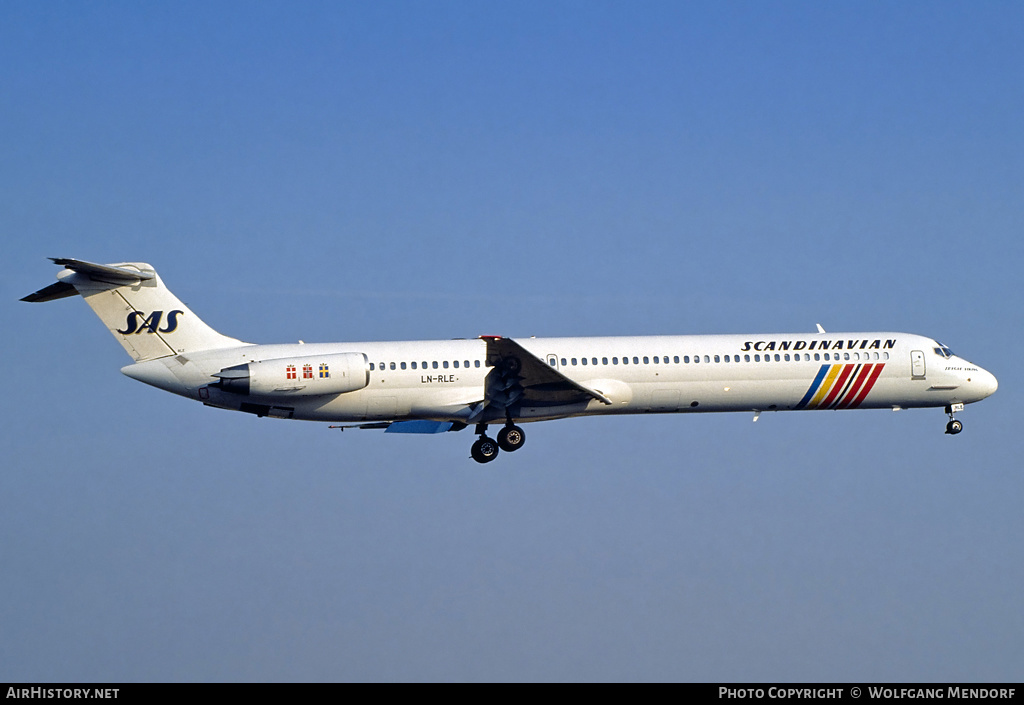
[[213, 352, 369, 397]]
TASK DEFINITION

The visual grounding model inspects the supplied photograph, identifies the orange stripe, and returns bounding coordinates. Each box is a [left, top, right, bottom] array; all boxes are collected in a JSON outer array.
[[819, 364, 854, 408]]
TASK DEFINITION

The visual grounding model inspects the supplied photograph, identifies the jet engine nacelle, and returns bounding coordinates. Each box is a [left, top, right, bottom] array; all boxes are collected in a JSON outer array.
[[214, 352, 369, 397]]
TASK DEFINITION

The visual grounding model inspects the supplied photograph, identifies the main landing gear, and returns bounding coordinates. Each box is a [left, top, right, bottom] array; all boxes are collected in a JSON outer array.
[[945, 404, 964, 435], [470, 422, 526, 463]]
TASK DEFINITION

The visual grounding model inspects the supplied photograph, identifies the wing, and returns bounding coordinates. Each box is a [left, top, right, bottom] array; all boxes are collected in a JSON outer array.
[[480, 336, 612, 413]]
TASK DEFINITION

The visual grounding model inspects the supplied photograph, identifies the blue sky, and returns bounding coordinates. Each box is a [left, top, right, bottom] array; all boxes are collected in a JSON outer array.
[[2, 1, 1022, 681]]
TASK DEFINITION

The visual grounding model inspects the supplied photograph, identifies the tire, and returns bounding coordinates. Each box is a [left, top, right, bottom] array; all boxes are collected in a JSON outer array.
[[471, 437, 500, 463], [947, 420, 963, 435], [497, 425, 526, 452]]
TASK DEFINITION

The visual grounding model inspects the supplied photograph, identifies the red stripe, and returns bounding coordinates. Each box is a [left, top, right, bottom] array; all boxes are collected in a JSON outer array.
[[832, 364, 862, 408], [836, 364, 873, 409], [847, 363, 885, 408], [819, 364, 854, 408]]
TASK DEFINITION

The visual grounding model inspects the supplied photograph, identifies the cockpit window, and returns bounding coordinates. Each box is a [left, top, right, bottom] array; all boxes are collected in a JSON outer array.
[[934, 344, 955, 359]]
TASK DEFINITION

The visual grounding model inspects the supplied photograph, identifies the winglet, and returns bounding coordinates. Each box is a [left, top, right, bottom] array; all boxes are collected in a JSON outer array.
[[815, 323, 826, 334]]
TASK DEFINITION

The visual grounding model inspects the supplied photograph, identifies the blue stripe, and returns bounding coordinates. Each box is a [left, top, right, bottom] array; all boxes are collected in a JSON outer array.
[[795, 365, 830, 410]]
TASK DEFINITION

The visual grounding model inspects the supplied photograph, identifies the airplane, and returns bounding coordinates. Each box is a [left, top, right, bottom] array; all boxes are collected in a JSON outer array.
[[23, 258, 998, 463]]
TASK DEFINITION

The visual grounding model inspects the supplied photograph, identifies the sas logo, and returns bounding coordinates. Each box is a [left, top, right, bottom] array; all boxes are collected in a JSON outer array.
[[117, 310, 184, 335]]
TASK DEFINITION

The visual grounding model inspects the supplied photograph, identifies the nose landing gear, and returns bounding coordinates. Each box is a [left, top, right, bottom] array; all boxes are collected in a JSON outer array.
[[945, 404, 964, 435]]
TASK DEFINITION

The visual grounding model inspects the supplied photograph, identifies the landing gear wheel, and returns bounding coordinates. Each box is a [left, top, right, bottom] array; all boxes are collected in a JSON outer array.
[[946, 419, 963, 435], [471, 436, 500, 463], [497, 425, 526, 452]]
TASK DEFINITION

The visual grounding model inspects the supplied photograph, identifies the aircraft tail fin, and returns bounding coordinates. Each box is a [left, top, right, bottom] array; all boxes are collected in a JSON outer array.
[[22, 258, 247, 361]]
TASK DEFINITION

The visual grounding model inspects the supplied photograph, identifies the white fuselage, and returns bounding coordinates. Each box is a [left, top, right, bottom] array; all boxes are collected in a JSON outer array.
[[122, 331, 998, 425]]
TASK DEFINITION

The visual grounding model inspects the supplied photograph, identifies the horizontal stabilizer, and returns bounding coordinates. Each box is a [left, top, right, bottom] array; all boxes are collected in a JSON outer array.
[[50, 258, 155, 283], [21, 281, 78, 302], [22, 258, 155, 302]]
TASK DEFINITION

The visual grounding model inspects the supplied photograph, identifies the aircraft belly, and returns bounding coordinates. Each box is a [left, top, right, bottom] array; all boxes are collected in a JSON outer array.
[[292, 383, 483, 422]]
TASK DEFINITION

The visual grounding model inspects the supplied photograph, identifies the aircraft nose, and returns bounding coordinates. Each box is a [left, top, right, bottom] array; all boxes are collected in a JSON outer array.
[[973, 367, 998, 399]]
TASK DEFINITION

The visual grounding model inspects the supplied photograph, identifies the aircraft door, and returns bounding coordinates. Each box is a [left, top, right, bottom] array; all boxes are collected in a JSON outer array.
[[546, 354, 558, 370], [910, 350, 926, 379]]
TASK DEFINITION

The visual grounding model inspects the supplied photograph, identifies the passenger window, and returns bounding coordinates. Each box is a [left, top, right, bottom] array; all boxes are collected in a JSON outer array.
[[369, 363, 375, 371], [623, 357, 629, 365], [643, 356, 650, 364], [784, 354, 790, 362], [411, 362, 417, 370], [390, 362, 396, 370], [400, 362, 407, 370], [774, 354, 780, 362], [844, 353, 850, 361], [561, 358, 567, 366], [704, 355, 710, 363], [433, 361, 439, 369], [714, 355, 720, 363], [612, 357, 618, 365], [453, 360, 459, 368], [693, 356, 699, 364], [754, 354, 760, 362], [674, 356, 680, 363], [581, 357, 588, 365], [443, 361, 449, 369], [744, 355, 750, 362], [592, 358, 598, 365], [571, 358, 577, 365], [652, 356, 658, 364], [603, 357, 608, 365], [475, 360, 481, 368], [464, 360, 469, 368], [823, 353, 830, 361]]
